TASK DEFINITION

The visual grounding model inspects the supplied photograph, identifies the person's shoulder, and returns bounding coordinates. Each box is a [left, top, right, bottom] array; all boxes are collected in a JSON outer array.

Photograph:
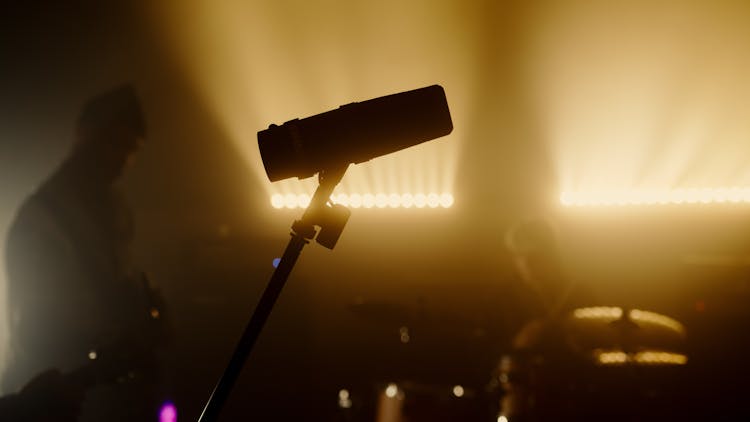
[[10, 187, 55, 226], [6, 187, 73, 254]]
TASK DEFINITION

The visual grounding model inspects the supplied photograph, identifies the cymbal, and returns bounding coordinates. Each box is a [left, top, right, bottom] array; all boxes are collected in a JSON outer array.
[[562, 306, 686, 352]]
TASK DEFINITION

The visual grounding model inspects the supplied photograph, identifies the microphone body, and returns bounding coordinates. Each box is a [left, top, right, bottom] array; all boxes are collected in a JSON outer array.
[[258, 85, 453, 182]]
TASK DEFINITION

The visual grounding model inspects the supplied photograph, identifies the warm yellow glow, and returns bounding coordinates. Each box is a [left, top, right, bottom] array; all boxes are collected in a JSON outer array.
[[561, 188, 750, 207], [572, 306, 623, 321], [440, 193, 455, 208], [284, 194, 298, 209], [349, 193, 363, 209], [338, 389, 352, 409], [573, 308, 685, 336], [375, 193, 388, 209], [414, 193, 427, 208], [629, 309, 686, 335], [388, 193, 400, 208], [530, 3, 750, 203], [269, 193, 454, 209], [452, 385, 465, 397], [597, 350, 629, 365], [88, 350, 98, 360], [363, 193, 375, 209], [385, 383, 399, 398], [401, 193, 414, 208], [634, 351, 688, 365], [497, 416, 509, 422], [147, 1, 464, 211], [298, 194, 311, 209], [426, 193, 440, 208], [270, 194, 285, 209], [399, 326, 410, 344], [595, 349, 688, 366], [335, 193, 350, 207]]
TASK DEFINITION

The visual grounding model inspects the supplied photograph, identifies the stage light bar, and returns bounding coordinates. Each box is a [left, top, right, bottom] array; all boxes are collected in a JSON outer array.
[[596, 350, 629, 365], [594, 349, 688, 366], [572, 306, 623, 321], [560, 188, 750, 207], [634, 351, 688, 365], [270, 193, 454, 209]]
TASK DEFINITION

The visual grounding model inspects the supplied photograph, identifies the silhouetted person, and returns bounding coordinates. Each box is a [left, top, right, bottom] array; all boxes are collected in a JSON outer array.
[[503, 219, 587, 338], [496, 218, 595, 421], [3, 84, 168, 421], [499, 220, 691, 421], [0, 369, 84, 421]]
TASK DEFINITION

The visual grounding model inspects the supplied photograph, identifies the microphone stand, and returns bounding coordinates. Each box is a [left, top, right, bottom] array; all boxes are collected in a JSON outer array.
[[199, 165, 350, 422]]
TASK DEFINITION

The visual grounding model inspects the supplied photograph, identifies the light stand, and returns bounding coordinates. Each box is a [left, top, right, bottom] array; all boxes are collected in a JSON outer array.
[[198, 165, 350, 422]]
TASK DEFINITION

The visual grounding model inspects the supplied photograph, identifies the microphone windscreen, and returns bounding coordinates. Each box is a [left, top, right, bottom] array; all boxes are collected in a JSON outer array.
[[258, 85, 452, 182]]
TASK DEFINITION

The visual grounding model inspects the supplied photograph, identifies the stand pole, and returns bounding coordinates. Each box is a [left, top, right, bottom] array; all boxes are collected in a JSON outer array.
[[199, 166, 347, 422]]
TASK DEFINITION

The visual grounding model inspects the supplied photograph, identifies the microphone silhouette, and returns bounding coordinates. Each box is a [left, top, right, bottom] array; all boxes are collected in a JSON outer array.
[[258, 84, 453, 182]]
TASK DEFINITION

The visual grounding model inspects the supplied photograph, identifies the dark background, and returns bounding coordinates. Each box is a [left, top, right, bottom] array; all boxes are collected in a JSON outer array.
[[3, 1, 750, 420]]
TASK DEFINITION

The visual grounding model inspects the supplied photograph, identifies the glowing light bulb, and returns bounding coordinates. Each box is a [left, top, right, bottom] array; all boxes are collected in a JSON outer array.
[[335, 193, 349, 207], [452, 385, 464, 397], [298, 194, 311, 208], [338, 389, 353, 409], [271, 194, 285, 209], [363, 193, 375, 208], [388, 193, 401, 208], [385, 383, 398, 398], [375, 193, 388, 208], [271, 193, 456, 209], [414, 193, 427, 208], [401, 193, 414, 208], [440, 193, 454, 208], [284, 194, 297, 209], [427, 193, 440, 208]]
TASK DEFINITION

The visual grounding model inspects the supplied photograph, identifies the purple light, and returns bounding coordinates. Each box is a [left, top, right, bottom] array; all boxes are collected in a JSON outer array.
[[272, 258, 281, 268], [160, 402, 177, 422]]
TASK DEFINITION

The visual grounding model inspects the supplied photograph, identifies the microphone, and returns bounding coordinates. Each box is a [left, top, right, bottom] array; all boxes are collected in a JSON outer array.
[[258, 85, 453, 182]]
